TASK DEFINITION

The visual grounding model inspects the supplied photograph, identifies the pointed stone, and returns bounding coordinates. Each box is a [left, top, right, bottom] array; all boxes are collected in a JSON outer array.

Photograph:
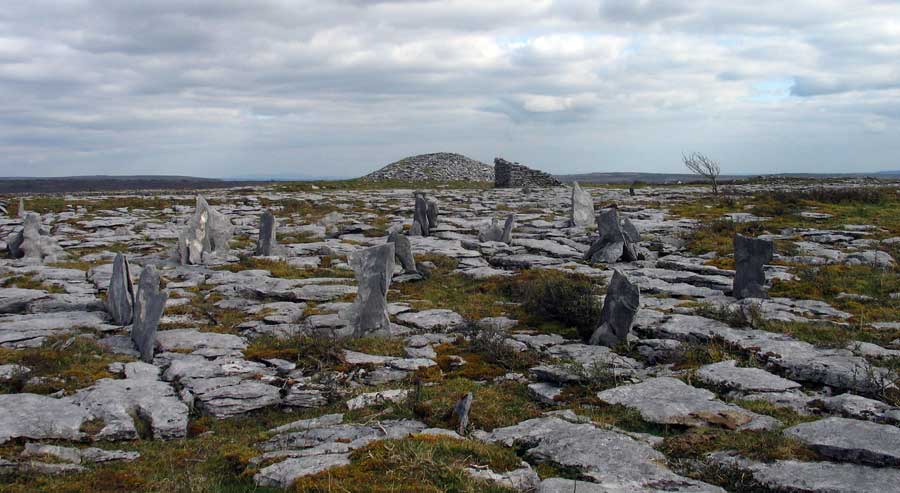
[[107, 253, 135, 326], [500, 214, 515, 243], [18, 198, 25, 218], [453, 392, 474, 435], [7, 213, 66, 263], [131, 265, 168, 362], [177, 195, 233, 265], [410, 192, 430, 236], [570, 181, 595, 228], [343, 243, 394, 336], [388, 231, 416, 274], [584, 209, 638, 264], [733, 234, 773, 299], [590, 270, 640, 346], [256, 210, 278, 256]]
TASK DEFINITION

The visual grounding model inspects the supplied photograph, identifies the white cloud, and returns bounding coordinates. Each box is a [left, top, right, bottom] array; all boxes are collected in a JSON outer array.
[[0, 0, 898, 177]]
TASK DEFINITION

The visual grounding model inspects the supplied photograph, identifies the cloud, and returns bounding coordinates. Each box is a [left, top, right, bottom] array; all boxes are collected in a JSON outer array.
[[0, 0, 898, 177]]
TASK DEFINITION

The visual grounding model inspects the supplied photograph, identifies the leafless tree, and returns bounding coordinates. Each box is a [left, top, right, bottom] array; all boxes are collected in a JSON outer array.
[[682, 152, 721, 194]]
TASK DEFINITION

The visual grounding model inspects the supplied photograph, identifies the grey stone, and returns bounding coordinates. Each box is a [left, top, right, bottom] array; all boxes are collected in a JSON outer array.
[[590, 269, 640, 346], [106, 253, 134, 325], [452, 392, 473, 435], [597, 377, 780, 430], [131, 265, 168, 363], [177, 195, 233, 265], [270, 413, 344, 434], [733, 234, 774, 299], [255, 209, 278, 256], [484, 416, 722, 492], [784, 417, 900, 466], [396, 309, 465, 331], [411, 192, 431, 236], [0, 393, 91, 444], [254, 453, 351, 488], [696, 360, 801, 393], [346, 389, 410, 410], [342, 243, 394, 336], [570, 181, 595, 228], [7, 213, 66, 263], [585, 208, 639, 263], [22, 443, 140, 464], [709, 452, 900, 493], [387, 230, 416, 274], [479, 214, 516, 243]]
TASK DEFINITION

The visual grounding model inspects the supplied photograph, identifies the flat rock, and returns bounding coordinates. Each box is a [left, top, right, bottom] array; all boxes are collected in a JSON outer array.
[[254, 453, 351, 488], [596, 377, 780, 430], [396, 309, 465, 331], [696, 360, 801, 393], [784, 417, 900, 466], [0, 393, 91, 443]]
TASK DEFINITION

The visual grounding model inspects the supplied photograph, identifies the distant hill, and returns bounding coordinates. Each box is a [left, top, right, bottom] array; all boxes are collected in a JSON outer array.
[[362, 152, 494, 182], [0, 175, 265, 194], [556, 171, 900, 184]]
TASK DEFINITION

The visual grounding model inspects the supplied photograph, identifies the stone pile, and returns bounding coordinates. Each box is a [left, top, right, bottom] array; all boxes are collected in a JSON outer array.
[[493, 157, 562, 188], [362, 152, 493, 182]]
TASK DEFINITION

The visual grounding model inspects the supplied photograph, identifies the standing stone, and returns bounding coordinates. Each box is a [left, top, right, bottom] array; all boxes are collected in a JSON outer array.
[[410, 193, 430, 236], [584, 209, 640, 264], [733, 234, 774, 299], [255, 210, 278, 256], [453, 392, 474, 435], [18, 198, 25, 218], [629, 187, 636, 197], [107, 253, 135, 326], [500, 214, 515, 244], [589, 270, 640, 346], [426, 197, 439, 230], [570, 182, 596, 228], [388, 231, 416, 274], [131, 265, 168, 362], [177, 195, 234, 265], [7, 213, 66, 263], [344, 243, 395, 337]]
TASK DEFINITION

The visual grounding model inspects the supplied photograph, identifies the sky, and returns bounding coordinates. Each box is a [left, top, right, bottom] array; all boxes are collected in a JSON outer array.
[[2, 0, 899, 179]]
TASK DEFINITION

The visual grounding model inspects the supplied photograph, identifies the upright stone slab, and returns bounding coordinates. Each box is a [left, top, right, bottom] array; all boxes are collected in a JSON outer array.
[[18, 198, 25, 218], [255, 210, 278, 256], [426, 197, 439, 229], [345, 243, 395, 337], [107, 253, 135, 326], [570, 182, 595, 228], [131, 265, 168, 362], [500, 213, 515, 244], [733, 234, 774, 299], [410, 193, 430, 236], [388, 231, 416, 274], [177, 195, 234, 265], [584, 209, 640, 264], [589, 270, 640, 346]]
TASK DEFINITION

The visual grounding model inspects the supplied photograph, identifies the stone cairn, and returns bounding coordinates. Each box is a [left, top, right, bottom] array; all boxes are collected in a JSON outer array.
[[478, 214, 515, 244], [570, 181, 595, 228], [344, 243, 395, 337], [255, 210, 283, 256], [409, 192, 438, 236], [131, 265, 168, 362], [733, 234, 774, 299], [589, 270, 640, 346], [107, 253, 135, 326], [493, 157, 562, 188], [7, 212, 67, 263], [584, 208, 641, 263], [177, 195, 234, 265]]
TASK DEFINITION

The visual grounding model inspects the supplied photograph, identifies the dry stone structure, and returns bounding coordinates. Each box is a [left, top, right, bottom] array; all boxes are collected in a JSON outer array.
[[494, 157, 562, 188]]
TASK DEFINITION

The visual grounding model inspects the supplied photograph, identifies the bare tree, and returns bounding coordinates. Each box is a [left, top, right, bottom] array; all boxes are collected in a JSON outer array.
[[682, 152, 721, 194]]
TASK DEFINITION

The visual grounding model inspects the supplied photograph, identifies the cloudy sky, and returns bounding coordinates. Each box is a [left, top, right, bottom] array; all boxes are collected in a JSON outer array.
[[2, 0, 899, 178]]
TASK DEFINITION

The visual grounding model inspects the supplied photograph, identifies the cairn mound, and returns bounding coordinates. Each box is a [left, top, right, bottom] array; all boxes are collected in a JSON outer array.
[[363, 153, 494, 182]]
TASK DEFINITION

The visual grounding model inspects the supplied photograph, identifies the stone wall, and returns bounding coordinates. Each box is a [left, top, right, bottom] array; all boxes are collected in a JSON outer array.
[[494, 158, 562, 188]]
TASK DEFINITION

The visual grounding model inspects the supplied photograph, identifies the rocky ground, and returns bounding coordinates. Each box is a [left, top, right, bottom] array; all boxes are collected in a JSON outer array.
[[0, 178, 899, 492]]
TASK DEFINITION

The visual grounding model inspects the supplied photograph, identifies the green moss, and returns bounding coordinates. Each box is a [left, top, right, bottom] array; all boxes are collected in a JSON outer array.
[[659, 427, 820, 463], [216, 256, 353, 280], [1, 275, 66, 294]]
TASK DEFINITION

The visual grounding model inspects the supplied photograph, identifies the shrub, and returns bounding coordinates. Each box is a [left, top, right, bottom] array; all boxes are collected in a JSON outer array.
[[504, 270, 603, 340]]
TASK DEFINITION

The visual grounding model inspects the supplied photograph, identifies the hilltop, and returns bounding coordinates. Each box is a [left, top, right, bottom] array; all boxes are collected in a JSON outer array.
[[362, 152, 494, 182]]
